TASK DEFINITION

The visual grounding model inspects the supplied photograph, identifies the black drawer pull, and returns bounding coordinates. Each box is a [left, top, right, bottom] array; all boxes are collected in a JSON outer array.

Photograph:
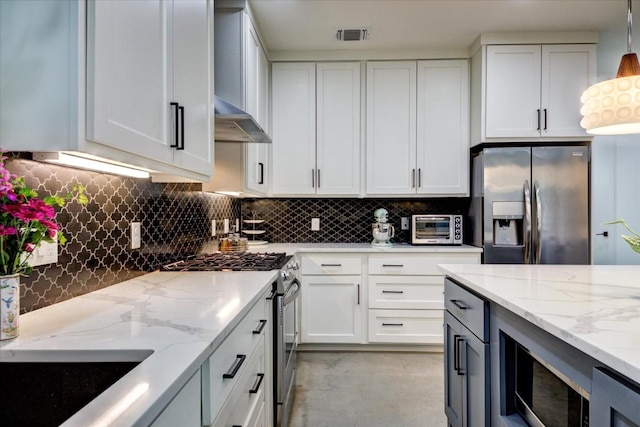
[[382, 290, 404, 294], [451, 299, 467, 310], [253, 319, 267, 335], [321, 263, 342, 267], [223, 354, 246, 379], [249, 373, 265, 394], [382, 323, 404, 326], [453, 334, 463, 375], [382, 264, 404, 267]]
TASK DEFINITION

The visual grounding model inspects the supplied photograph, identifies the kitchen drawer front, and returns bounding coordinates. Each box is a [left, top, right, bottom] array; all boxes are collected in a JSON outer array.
[[368, 309, 444, 344], [211, 337, 266, 427], [368, 276, 444, 310], [444, 278, 488, 342], [301, 254, 362, 275], [368, 253, 480, 275], [202, 300, 267, 425]]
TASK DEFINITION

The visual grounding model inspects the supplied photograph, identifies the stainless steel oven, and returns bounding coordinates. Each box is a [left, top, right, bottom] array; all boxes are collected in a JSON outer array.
[[274, 258, 300, 427]]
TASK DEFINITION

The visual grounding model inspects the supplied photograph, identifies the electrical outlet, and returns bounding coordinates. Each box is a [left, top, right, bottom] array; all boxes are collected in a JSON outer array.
[[223, 219, 230, 234], [401, 217, 409, 230], [130, 222, 141, 249], [311, 218, 320, 231], [211, 220, 216, 237], [26, 240, 58, 267], [235, 218, 240, 233]]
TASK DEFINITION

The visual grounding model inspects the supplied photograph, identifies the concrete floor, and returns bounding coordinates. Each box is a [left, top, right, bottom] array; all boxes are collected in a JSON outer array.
[[289, 352, 447, 427]]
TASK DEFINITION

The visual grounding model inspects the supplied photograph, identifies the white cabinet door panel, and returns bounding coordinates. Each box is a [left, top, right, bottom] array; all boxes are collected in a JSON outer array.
[[485, 45, 541, 138], [272, 63, 316, 195], [366, 61, 417, 194], [87, 0, 172, 162], [316, 62, 361, 195], [417, 60, 469, 195]]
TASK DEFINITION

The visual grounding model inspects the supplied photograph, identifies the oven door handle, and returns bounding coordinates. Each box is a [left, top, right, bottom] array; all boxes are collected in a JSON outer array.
[[283, 279, 301, 306]]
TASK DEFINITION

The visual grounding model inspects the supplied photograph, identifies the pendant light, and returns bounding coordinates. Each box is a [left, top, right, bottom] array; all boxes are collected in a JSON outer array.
[[581, 0, 640, 135]]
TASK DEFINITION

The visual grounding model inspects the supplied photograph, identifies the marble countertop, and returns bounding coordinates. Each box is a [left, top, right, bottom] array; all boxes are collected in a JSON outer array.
[[249, 242, 482, 255], [438, 264, 640, 385], [0, 270, 277, 427]]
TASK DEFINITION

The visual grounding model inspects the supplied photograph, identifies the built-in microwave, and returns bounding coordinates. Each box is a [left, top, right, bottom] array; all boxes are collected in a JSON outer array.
[[411, 214, 462, 245], [515, 343, 590, 427]]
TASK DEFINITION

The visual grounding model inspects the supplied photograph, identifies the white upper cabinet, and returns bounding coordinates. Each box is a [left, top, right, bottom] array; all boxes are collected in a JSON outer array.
[[316, 62, 361, 195], [272, 62, 361, 196], [271, 62, 317, 195], [0, 0, 213, 181], [87, 0, 213, 177], [480, 43, 596, 141], [417, 60, 469, 195], [366, 61, 418, 194], [367, 60, 469, 196]]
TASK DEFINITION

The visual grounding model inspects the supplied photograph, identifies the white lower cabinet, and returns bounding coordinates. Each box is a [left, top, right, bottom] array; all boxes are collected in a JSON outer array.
[[151, 370, 201, 427], [300, 254, 365, 344], [368, 309, 444, 344]]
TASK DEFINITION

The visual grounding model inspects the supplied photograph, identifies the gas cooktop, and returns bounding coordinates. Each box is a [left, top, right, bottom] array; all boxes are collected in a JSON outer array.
[[161, 252, 289, 272]]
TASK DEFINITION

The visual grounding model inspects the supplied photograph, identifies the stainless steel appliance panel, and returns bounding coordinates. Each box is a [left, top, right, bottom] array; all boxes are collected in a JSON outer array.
[[481, 147, 531, 264], [532, 146, 589, 264]]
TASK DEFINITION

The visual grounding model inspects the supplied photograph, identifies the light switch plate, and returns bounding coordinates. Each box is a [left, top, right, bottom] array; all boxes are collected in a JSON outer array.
[[311, 218, 320, 231], [401, 217, 409, 230], [211, 220, 216, 236], [27, 240, 58, 267], [223, 219, 230, 234]]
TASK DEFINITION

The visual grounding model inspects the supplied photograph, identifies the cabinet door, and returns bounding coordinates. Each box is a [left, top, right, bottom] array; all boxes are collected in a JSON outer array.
[[301, 275, 364, 343], [591, 368, 640, 427], [485, 45, 541, 138], [172, 0, 213, 176], [316, 62, 361, 195], [541, 44, 595, 138], [245, 19, 269, 194], [151, 370, 201, 427], [417, 60, 469, 195], [444, 311, 464, 427], [87, 0, 173, 163], [366, 61, 417, 194], [272, 63, 316, 195]]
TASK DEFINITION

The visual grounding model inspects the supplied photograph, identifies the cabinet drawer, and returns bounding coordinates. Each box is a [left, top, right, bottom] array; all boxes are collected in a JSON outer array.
[[369, 253, 480, 275], [444, 278, 488, 342], [368, 276, 443, 309], [212, 338, 266, 427], [301, 254, 362, 275], [202, 300, 268, 425], [368, 309, 443, 344]]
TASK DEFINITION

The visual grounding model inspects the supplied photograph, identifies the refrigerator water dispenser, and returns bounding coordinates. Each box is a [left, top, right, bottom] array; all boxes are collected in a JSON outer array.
[[492, 202, 523, 246]]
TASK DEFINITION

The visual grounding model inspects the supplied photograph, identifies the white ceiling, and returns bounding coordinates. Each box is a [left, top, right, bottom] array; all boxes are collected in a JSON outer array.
[[248, 0, 627, 59]]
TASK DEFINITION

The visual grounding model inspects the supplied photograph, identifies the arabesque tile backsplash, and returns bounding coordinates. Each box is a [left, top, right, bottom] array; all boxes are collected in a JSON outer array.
[[8, 155, 470, 314]]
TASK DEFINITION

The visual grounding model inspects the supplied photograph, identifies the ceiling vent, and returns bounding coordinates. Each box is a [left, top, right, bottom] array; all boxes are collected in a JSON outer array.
[[336, 28, 369, 41]]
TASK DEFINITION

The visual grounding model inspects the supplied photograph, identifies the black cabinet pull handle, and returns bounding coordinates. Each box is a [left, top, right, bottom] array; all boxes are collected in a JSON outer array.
[[412, 169, 416, 188], [317, 169, 320, 188], [596, 231, 609, 237], [382, 323, 403, 326], [321, 263, 342, 267], [258, 162, 264, 185], [536, 109, 541, 131], [382, 290, 404, 294], [311, 169, 315, 188], [418, 168, 422, 187], [177, 105, 185, 150], [451, 299, 467, 310], [382, 264, 404, 268], [170, 102, 179, 148], [223, 354, 246, 379], [543, 108, 548, 130], [357, 284, 360, 305], [453, 335, 464, 375], [249, 373, 265, 394], [253, 319, 267, 335]]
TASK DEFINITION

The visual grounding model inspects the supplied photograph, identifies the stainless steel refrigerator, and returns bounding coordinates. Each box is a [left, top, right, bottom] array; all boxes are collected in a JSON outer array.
[[469, 145, 590, 264]]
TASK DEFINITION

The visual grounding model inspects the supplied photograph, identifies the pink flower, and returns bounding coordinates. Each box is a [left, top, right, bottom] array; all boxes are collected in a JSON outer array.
[[0, 225, 16, 236], [40, 219, 59, 238], [23, 242, 35, 253], [2, 198, 55, 221]]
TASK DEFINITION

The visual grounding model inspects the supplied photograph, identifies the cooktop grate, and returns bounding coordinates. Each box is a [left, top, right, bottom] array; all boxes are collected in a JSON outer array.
[[161, 252, 289, 272]]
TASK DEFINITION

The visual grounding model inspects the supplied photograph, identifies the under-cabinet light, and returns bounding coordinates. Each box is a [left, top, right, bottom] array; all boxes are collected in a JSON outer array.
[[34, 152, 150, 178]]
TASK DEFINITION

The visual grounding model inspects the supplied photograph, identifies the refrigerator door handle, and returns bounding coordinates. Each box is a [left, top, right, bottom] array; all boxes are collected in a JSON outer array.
[[523, 181, 532, 264], [533, 181, 542, 264]]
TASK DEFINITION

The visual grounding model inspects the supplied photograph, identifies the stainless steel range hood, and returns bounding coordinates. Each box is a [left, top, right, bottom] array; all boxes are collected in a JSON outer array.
[[214, 96, 272, 144]]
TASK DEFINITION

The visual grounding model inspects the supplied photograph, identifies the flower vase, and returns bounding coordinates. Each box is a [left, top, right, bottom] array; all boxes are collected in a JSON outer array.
[[0, 274, 20, 340]]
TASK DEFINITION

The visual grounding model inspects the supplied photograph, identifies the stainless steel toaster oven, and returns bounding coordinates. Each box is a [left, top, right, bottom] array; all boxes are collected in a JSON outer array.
[[411, 214, 463, 245]]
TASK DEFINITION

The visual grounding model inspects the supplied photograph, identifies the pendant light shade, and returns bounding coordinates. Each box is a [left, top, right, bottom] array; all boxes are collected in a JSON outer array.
[[581, 0, 640, 135]]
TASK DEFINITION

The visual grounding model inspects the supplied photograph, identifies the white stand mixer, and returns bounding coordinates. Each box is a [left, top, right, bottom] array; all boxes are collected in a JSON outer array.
[[371, 208, 395, 247]]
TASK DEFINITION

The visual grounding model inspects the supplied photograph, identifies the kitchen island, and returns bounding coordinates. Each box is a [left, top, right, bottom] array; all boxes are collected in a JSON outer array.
[[0, 270, 277, 427], [439, 264, 640, 426]]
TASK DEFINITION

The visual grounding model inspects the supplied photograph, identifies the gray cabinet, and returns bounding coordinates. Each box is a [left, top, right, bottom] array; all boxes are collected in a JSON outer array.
[[591, 368, 640, 427], [444, 278, 489, 427]]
